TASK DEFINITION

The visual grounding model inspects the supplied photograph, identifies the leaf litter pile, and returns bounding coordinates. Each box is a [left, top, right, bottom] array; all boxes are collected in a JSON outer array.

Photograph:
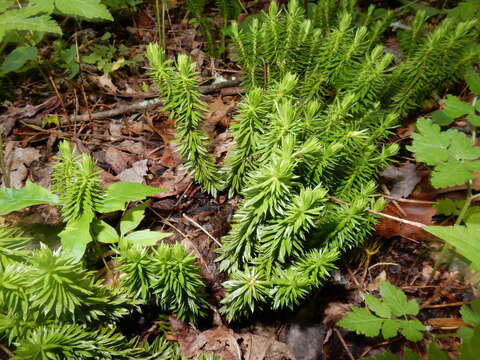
[[1, 0, 480, 359]]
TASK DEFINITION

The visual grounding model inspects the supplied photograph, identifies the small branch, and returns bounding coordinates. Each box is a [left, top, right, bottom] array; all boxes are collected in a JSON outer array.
[[334, 328, 355, 360], [0, 343, 14, 358], [381, 194, 435, 205], [68, 79, 241, 122], [0, 125, 10, 188], [326, 195, 425, 229], [183, 213, 221, 247]]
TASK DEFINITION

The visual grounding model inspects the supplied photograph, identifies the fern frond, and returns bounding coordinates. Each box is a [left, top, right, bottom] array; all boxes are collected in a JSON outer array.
[[219, 266, 270, 322]]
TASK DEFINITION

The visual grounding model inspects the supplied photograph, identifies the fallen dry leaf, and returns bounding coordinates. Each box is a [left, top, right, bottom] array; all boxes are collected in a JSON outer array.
[[426, 318, 470, 330], [381, 162, 421, 198], [376, 202, 437, 240], [116, 159, 148, 183], [149, 167, 190, 198], [105, 146, 135, 174]]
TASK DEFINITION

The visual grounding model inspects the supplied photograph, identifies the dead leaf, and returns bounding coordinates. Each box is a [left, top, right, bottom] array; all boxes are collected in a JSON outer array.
[[96, 74, 119, 94], [159, 141, 182, 168], [104, 146, 134, 174], [176, 325, 295, 360], [381, 163, 421, 198], [149, 167, 190, 198], [376, 202, 437, 240], [367, 270, 387, 292], [204, 97, 236, 134], [116, 159, 148, 183]]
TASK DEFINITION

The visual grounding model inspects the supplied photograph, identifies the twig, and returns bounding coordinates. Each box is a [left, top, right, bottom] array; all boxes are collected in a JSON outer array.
[[68, 79, 241, 122], [381, 184, 407, 217], [326, 195, 425, 228], [182, 213, 221, 247], [334, 328, 355, 360], [0, 343, 14, 358], [381, 194, 435, 205], [368, 262, 400, 272], [0, 125, 10, 188], [421, 301, 469, 309]]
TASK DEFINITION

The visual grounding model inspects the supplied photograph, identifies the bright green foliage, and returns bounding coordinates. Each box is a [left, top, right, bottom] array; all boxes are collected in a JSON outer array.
[[0, 0, 113, 76], [431, 95, 480, 127], [93, 202, 172, 246], [338, 280, 426, 342], [458, 299, 480, 341], [425, 224, 480, 272], [0, 140, 166, 260], [147, 44, 221, 195], [117, 243, 209, 322], [82, 43, 141, 75], [407, 118, 480, 188], [0, 181, 59, 215]]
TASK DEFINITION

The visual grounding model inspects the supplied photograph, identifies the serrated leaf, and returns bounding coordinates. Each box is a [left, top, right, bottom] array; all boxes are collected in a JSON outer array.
[[433, 199, 465, 216], [0, 7, 61, 42], [59, 211, 93, 261], [425, 224, 480, 272], [382, 318, 400, 338], [123, 230, 171, 247], [91, 219, 119, 243], [431, 110, 454, 126], [431, 160, 480, 188], [399, 319, 425, 342], [0, 46, 37, 74], [120, 201, 148, 236], [55, 0, 113, 20], [379, 280, 419, 317], [443, 95, 474, 118], [365, 293, 391, 318], [97, 182, 164, 213], [408, 118, 480, 189], [337, 307, 383, 337], [0, 181, 59, 215]]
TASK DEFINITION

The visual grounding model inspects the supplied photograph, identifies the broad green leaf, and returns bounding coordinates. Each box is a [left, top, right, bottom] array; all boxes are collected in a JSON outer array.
[[404, 348, 421, 360], [120, 201, 148, 236], [399, 319, 425, 342], [0, 7, 61, 42], [431, 110, 454, 126], [98, 182, 164, 213], [91, 219, 119, 243], [59, 212, 93, 261], [0, 46, 37, 74], [433, 199, 465, 216], [123, 230, 171, 247], [467, 114, 480, 127], [55, 0, 113, 20], [460, 299, 480, 326], [443, 95, 474, 118], [379, 280, 419, 317], [0, 0, 14, 12], [408, 118, 480, 188], [427, 344, 448, 360], [431, 161, 480, 188], [381, 318, 399, 339], [365, 293, 391, 318], [459, 326, 480, 360], [337, 307, 383, 337], [0, 181, 59, 215], [425, 224, 480, 272]]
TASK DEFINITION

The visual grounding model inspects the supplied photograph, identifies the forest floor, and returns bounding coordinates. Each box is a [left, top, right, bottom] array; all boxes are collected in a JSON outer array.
[[1, 1, 478, 359]]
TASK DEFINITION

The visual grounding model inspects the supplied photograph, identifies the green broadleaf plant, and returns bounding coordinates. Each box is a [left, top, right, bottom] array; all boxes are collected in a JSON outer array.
[[0, 141, 166, 260], [338, 280, 426, 342]]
